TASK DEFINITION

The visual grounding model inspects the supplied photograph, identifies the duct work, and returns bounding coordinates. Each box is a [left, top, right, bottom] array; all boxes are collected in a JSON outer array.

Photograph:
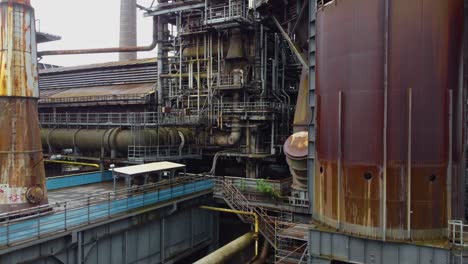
[[0, 0, 48, 211], [119, 0, 137, 61], [284, 68, 310, 196], [40, 128, 195, 156]]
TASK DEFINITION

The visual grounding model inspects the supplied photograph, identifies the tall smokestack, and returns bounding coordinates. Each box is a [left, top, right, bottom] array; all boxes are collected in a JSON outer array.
[[119, 0, 137, 61], [0, 0, 48, 212]]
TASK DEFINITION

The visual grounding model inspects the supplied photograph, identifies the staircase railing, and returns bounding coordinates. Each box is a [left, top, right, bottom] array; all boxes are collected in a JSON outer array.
[[214, 178, 277, 248]]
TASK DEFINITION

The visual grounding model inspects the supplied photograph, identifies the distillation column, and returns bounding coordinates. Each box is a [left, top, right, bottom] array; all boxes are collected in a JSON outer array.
[[0, 0, 48, 211]]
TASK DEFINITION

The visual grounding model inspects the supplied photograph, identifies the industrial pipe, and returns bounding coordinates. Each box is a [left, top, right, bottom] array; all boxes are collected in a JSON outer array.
[[0, 0, 48, 211], [41, 128, 194, 154], [213, 93, 242, 146], [44, 160, 100, 169], [199, 206, 259, 256], [38, 16, 157, 57], [251, 240, 269, 264], [271, 16, 308, 68], [194, 232, 255, 264], [213, 126, 241, 146], [284, 68, 310, 194]]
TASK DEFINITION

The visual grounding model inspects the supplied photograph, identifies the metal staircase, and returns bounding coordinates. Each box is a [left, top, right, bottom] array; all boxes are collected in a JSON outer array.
[[214, 178, 310, 263], [275, 220, 309, 264], [214, 178, 277, 248]]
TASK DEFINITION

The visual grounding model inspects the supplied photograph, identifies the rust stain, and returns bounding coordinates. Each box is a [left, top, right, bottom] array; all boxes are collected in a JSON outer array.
[[0, 0, 47, 211], [315, 0, 464, 241]]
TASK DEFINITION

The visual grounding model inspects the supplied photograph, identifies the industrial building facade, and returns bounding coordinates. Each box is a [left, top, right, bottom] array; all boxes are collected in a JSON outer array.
[[0, 0, 468, 263]]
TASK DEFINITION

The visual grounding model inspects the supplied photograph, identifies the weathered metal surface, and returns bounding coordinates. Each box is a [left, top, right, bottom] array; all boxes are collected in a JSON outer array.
[[0, 1, 38, 97], [0, 0, 47, 211], [285, 67, 309, 192], [0, 98, 47, 210], [284, 131, 308, 192], [293, 68, 310, 133], [194, 232, 254, 264], [315, 0, 464, 240], [40, 128, 194, 153]]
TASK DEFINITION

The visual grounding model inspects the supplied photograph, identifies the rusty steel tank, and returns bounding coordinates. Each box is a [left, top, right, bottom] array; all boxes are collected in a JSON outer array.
[[315, 0, 464, 241], [0, 0, 48, 212]]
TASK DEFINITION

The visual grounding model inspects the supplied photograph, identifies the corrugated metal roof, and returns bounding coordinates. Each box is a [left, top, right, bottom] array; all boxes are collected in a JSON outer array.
[[39, 58, 157, 75], [113, 162, 186, 176], [39, 58, 158, 90], [40, 88, 68, 98], [47, 83, 155, 98]]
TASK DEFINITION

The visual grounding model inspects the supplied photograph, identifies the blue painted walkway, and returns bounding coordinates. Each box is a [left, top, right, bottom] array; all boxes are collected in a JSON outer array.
[[46, 171, 113, 191], [0, 179, 213, 246]]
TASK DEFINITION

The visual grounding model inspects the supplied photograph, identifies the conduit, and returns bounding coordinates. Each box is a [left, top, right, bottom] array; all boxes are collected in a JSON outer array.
[[44, 160, 100, 169], [38, 17, 157, 57], [194, 232, 255, 264], [40, 128, 194, 154], [199, 206, 259, 256]]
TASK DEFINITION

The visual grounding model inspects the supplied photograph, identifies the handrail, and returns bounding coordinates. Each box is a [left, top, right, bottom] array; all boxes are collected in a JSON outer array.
[[200, 206, 259, 256], [0, 174, 208, 221], [214, 178, 277, 248], [39, 111, 205, 127], [276, 241, 308, 264], [448, 220, 468, 246], [0, 175, 214, 247]]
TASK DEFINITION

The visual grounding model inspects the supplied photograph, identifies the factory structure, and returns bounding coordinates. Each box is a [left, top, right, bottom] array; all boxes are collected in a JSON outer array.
[[0, 0, 468, 263]]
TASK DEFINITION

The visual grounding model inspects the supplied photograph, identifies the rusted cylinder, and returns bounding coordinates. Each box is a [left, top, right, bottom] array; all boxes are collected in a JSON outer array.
[[284, 68, 310, 194], [284, 131, 308, 192], [315, 0, 464, 241], [41, 128, 195, 154], [0, 0, 48, 211]]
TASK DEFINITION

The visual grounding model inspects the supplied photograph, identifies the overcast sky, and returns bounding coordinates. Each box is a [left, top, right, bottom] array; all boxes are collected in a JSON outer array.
[[31, 0, 155, 67]]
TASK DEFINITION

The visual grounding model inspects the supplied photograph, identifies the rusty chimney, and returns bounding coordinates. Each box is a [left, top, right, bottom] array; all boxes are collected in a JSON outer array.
[[0, 0, 48, 212], [119, 0, 137, 61]]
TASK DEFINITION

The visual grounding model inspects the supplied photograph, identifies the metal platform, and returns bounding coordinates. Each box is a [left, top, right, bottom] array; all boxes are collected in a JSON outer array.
[[39, 112, 205, 128], [0, 174, 214, 248]]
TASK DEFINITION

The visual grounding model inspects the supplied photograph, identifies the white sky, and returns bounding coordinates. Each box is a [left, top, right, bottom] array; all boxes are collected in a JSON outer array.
[[31, 0, 155, 67]]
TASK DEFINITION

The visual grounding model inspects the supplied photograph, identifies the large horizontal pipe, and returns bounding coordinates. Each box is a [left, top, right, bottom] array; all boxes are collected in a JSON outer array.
[[38, 17, 157, 57], [40, 128, 194, 153], [193, 232, 255, 264]]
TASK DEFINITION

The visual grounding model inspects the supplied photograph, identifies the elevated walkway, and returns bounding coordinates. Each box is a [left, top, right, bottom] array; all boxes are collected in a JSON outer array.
[[0, 174, 213, 248]]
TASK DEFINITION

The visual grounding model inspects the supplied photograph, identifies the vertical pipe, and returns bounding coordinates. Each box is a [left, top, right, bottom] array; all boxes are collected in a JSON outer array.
[[179, 13, 182, 97], [337, 91, 342, 229], [447, 90, 453, 224], [197, 37, 201, 115], [217, 32, 221, 87], [407, 88, 412, 240], [119, 0, 137, 61], [157, 17, 164, 108], [382, 0, 390, 241]]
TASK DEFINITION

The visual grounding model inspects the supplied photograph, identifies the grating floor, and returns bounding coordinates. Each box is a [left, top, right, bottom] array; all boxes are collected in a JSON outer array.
[[48, 181, 126, 204]]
